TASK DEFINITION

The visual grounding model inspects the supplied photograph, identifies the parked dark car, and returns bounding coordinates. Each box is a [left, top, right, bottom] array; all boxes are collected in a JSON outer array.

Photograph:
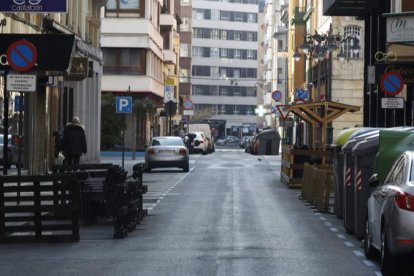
[[364, 151, 414, 275]]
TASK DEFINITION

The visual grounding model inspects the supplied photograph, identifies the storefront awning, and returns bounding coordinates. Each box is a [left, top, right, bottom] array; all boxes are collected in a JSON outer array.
[[323, 0, 378, 16]]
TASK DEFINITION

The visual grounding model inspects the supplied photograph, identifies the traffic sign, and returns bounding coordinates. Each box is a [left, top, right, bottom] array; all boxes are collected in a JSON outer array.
[[116, 96, 132, 113], [272, 90, 282, 101], [276, 105, 290, 120], [380, 72, 404, 96], [7, 39, 38, 72], [7, 74, 36, 92], [381, 97, 404, 109], [294, 89, 309, 100], [183, 99, 193, 110], [164, 85, 173, 103]]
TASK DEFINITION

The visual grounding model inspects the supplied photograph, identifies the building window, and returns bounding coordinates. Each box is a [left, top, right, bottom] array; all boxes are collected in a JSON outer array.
[[221, 30, 227, 40], [103, 48, 146, 75], [211, 29, 220, 39], [220, 48, 228, 58], [181, 0, 189, 6], [211, 47, 219, 58], [247, 50, 254, 59], [234, 12, 243, 22], [234, 31, 242, 40], [181, 43, 189, 57], [247, 13, 256, 23], [106, 0, 142, 16], [212, 9, 220, 20], [234, 49, 241, 59], [343, 26, 361, 59], [192, 46, 203, 57], [180, 69, 189, 82], [220, 10, 230, 21]]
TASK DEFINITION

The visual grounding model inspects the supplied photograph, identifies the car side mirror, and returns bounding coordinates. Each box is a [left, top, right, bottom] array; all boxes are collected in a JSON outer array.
[[368, 173, 379, 188]]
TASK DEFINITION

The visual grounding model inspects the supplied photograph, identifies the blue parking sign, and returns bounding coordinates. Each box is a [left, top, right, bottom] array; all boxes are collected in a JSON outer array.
[[116, 96, 132, 113]]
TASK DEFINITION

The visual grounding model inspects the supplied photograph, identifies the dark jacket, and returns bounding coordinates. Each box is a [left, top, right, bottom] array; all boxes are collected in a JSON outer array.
[[62, 122, 87, 156]]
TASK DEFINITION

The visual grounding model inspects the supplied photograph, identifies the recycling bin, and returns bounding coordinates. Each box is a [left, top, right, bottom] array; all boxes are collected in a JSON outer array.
[[342, 128, 379, 234], [332, 128, 359, 219], [351, 133, 379, 240]]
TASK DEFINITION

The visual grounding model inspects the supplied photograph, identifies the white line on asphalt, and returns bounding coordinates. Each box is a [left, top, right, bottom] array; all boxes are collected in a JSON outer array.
[[330, 227, 339, 232], [324, 222, 332, 226], [320, 216, 327, 220], [353, 250, 364, 257], [362, 260, 375, 267], [374, 271, 382, 275], [337, 234, 346, 239], [344, 241, 354, 247]]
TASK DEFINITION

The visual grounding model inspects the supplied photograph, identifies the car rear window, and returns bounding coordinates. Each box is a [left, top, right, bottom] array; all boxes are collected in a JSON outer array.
[[151, 138, 183, 146]]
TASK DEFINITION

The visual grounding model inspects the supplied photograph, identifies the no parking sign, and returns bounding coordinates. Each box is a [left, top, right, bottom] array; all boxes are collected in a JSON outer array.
[[380, 72, 404, 96]]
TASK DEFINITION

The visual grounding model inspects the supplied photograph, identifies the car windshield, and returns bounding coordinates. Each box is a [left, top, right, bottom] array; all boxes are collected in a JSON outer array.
[[151, 138, 183, 146]]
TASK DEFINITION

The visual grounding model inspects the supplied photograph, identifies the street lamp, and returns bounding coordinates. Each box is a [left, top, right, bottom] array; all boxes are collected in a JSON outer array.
[[293, 24, 360, 101], [293, 24, 360, 145]]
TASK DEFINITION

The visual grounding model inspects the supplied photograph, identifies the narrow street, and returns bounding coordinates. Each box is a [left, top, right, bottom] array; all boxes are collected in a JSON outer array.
[[0, 150, 381, 275]]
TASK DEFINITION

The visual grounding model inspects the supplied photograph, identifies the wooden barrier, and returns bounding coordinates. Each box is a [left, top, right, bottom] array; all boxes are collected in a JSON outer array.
[[281, 145, 332, 189], [300, 163, 333, 212], [0, 174, 80, 243]]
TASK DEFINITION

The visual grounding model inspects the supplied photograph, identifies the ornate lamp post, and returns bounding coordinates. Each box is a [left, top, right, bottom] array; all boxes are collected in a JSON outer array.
[[293, 24, 360, 144], [293, 24, 361, 101]]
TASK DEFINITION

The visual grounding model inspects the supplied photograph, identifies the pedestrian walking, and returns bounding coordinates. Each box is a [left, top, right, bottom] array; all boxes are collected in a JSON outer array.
[[62, 116, 87, 165], [52, 130, 64, 164]]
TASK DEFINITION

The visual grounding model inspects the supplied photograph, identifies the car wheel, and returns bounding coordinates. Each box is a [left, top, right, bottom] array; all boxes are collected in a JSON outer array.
[[364, 219, 377, 260], [183, 163, 189, 172], [381, 229, 397, 275]]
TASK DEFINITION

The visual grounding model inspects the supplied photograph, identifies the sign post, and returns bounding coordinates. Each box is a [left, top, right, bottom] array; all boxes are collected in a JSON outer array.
[[116, 96, 133, 168]]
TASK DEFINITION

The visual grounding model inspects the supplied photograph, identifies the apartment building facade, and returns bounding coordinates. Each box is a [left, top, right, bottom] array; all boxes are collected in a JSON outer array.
[[0, 1, 104, 174], [101, 0, 181, 149], [191, 0, 259, 138]]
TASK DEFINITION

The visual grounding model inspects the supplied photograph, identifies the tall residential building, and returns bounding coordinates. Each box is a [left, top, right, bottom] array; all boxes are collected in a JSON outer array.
[[101, 0, 181, 148], [191, 0, 259, 138]]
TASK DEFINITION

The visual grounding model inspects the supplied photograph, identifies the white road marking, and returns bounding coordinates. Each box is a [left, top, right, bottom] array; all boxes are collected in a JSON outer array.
[[344, 241, 354, 247], [363, 260, 375, 267], [320, 216, 327, 220], [353, 250, 364, 257], [324, 222, 332, 226], [330, 227, 339, 232], [337, 234, 346, 239]]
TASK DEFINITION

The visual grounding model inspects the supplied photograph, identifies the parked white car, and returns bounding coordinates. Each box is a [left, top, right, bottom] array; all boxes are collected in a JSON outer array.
[[188, 131, 208, 154]]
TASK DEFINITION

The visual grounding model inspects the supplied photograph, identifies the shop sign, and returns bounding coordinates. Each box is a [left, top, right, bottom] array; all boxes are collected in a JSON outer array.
[[386, 14, 414, 43], [0, 0, 67, 13]]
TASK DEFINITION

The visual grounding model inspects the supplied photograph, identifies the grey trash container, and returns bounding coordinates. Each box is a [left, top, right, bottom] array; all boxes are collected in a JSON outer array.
[[342, 129, 379, 234], [256, 129, 281, 155], [351, 133, 379, 240]]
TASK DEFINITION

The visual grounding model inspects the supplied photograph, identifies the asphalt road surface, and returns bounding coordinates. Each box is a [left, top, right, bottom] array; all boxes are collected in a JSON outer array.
[[0, 149, 385, 275]]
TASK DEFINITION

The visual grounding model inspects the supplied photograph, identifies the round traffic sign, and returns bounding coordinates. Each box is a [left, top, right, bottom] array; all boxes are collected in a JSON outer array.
[[7, 39, 38, 72], [183, 99, 193, 110], [380, 72, 404, 96], [272, 90, 282, 101]]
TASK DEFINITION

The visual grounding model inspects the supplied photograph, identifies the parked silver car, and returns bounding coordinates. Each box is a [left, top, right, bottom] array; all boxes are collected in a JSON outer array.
[[145, 136, 189, 172], [365, 151, 414, 275]]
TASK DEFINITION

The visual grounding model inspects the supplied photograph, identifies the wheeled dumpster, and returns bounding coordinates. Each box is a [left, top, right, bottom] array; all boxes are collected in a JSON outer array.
[[256, 129, 281, 155], [376, 128, 414, 182], [332, 128, 359, 219], [342, 128, 379, 234], [351, 133, 379, 240]]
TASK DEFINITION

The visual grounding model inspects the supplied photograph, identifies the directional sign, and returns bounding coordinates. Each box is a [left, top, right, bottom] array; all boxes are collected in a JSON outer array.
[[116, 96, 132, 113], [276, 105, 290, 120], [380, 72, 404, 96], [164, 85, 173, 103], [272, 90, 282, 101], [7, 40, 38, 72]]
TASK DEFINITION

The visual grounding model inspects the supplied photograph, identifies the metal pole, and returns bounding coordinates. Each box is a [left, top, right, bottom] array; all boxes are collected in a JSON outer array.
[[17, 92, 23, 176], [317, 57, 321, 101], [3, 71, 9, 175]]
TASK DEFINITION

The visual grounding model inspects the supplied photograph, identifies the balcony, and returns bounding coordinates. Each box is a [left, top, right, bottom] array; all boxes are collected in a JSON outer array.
[[163, 49, 177, 65]]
